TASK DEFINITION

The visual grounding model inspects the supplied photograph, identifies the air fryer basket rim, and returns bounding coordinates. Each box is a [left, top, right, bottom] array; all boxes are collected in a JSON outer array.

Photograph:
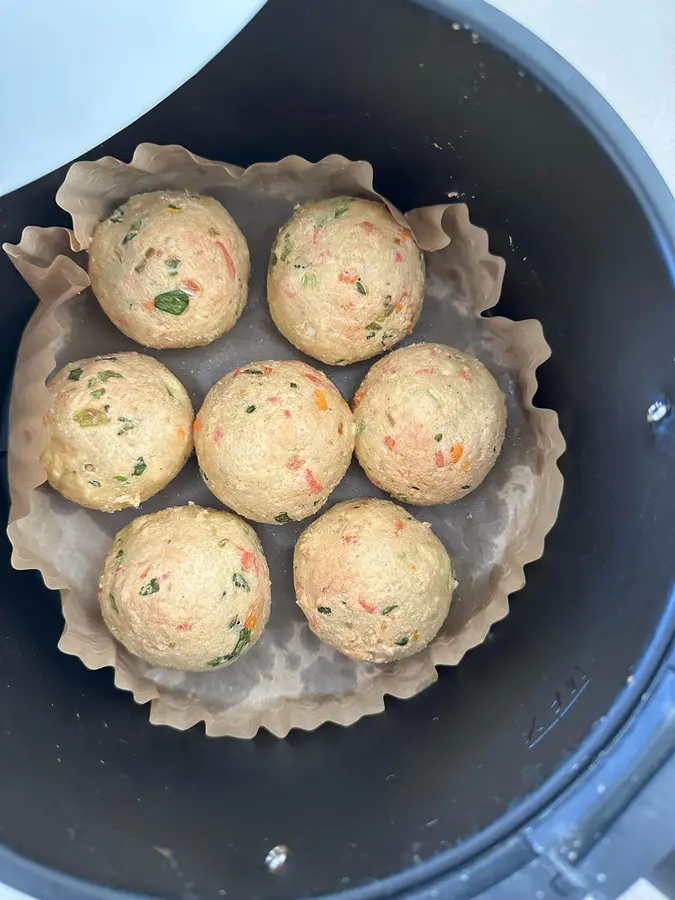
[[1, 1, 675, 899]]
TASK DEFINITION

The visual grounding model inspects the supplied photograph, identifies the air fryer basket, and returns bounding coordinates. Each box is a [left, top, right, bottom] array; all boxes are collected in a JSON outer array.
[[0, 1, 674, 899]]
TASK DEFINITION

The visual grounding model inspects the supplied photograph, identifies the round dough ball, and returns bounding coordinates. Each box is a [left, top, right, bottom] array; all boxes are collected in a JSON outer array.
[[195, 360, 355, 524], [89, 190, 250, 349], [353, 343, 506, 505], [99, 505, 271, 671], [294, 499, 455, 663], [41, 352, 194, 512], [267, 196, 425, 365]]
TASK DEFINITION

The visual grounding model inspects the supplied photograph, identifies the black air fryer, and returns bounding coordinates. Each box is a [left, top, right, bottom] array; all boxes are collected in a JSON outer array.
[[1, 1, 675, 899]]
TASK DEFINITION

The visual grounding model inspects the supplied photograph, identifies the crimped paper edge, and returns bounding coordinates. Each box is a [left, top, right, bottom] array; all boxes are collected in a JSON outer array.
[[3, 146, 565, 738]]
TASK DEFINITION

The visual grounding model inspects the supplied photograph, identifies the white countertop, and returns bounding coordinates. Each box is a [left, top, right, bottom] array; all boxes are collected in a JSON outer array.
[[1, 0, 673, 897]]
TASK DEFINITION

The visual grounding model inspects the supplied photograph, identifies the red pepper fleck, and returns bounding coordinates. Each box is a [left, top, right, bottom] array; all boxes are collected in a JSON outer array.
[[458, 369, 473, 382], [384, 435, 396, 450], [360, 221, 376, 234], [233, 367, 242, 377], [435, 450, 445, 468], [216, 240, 236, 278], [239, 547, 256, 571], [283, 409, 292, 419], [431, 348, 438, 357], [415, 368, 435, 375], [344, 534, 359, 544], [267, 395, 281, 404], [286, 455, 305, 471], [305, 468, 324, 494], [181, 277, 201, 294], [303, 371, 324, 386], [359, 598, 377, 613], [395, 251, 403, 263], [395, 519, 405, 535], [177, 620, 193, 631], [140, 567, 150, 580], [313, 229, 320, 245], [214, 426, 224, 443], [450, 442, 464, 464]]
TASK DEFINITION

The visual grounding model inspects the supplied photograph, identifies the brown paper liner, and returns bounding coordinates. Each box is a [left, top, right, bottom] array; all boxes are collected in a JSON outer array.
[[2, 146, 565, 737]]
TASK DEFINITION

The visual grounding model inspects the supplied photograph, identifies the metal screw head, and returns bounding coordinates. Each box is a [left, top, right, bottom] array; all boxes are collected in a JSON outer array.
[[647, 398, 671, 424], [265, 844, 289, 873]]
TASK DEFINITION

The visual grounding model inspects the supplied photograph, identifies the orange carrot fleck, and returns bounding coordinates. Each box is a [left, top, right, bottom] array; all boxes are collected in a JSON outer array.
[[313, 389, 328, 410], [395, 303, 403, 313], [214, 427, 224, 443], [216, 240, 236, 278], [360, 221, 376, 234], [413, 630, 419, 641], [461, 461, 472, 472], [353, 389, 365, 407], [359, 598, 376, 613], [435, 450, 445, 468], [244, 604, 258, 631], [176, 426, 186, 439], [338, 269, 359, 284], [384, 435, 396, 450], [395, 519, 405, 535], [140, 567, 150, 581], [395, 229, 410, 244], [450, 442, 464, 464], [338, 422, 344, 435], [305, 468, 323, 494], [286, 455, 305, 471], [411, 564, 417, 571], [194, 419, 201, 432], [143, 301, 154, 311]]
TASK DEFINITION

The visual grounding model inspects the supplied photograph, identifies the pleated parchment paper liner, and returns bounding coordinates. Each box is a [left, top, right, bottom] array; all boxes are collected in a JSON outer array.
[[3, 146, 565, 738]]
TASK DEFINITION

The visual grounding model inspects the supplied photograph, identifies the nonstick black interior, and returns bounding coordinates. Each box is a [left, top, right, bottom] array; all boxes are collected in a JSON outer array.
[[1, 1, 675, 898]]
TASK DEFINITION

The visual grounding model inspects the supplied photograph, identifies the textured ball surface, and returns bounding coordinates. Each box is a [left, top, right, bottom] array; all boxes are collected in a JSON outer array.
[[195, 360, 355, 524], [41, 352, 193, 512], [99, 505, 271, 671], [267, 196, 425, 365], [294, 499, 455, 663], [89, 190, 250, 349], [353, 343, 506, 504]]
